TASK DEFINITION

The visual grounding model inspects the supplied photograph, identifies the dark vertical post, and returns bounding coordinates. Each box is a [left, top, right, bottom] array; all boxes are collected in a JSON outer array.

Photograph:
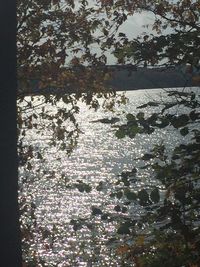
[[0, 1, 22, 266]]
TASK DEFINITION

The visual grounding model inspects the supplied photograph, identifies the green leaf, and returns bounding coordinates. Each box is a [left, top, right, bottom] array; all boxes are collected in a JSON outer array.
[[137, 103, 148, 109], [62, 95, 69, 104], [114, 205, 121, 212], [75, 182, 92, 193], [33, 113, 38, 119], [171, 114, 189, 128], [117, 224, 130, 235], [70, 219, 83, 231], [27, 162, 32, 170], [115, 128, 126, 139], [180, 127, 189, 136], [138, 189, 150, 205], [125, 189, 137, 200], [103, 28, 109, 36], [91, 207, 103, 215], [96, 181, 103, 191], [136, 112, 145, 120], [121, 171, 129, 178], [121, 207, 128, 213], [85, 184, 92, 193], [101, 213, 109, 220], [116, 191, 123, 199], [150, 187, 160, 203], [126, 113, 136, 121], [141, 153, 155, 160], [128, 125, 139, 137], [121, 175, 130, 186], [37, 152, 43, 159], [110, 192, 116, 198], [138, 101, 159, 109], [118, 32, 126, 37], [189, 110, 199, 121]]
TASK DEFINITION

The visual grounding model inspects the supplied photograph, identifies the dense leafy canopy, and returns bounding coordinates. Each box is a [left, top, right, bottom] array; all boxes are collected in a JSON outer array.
[[102, 0, 200, 68]]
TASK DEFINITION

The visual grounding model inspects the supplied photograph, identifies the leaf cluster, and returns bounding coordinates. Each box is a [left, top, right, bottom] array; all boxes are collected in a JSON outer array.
[[110, 89, 200, 266]]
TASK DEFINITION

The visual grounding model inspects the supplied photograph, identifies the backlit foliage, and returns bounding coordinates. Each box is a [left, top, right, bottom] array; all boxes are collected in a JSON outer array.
[[17, 0, 200, 266]]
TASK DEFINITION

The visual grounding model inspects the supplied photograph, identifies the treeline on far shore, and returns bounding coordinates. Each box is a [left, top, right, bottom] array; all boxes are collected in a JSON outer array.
[[18, 65, 198, 96]]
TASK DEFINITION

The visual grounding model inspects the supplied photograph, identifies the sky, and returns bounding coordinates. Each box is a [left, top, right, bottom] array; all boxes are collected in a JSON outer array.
[[71, 0, 157, 65], [119, 11, 155, 38], [58, 0, 161, 66], [92, 11, 156, 64]]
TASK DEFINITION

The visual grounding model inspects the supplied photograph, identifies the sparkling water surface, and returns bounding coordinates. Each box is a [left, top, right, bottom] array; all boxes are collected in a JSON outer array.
[[19, 88, 193, 266]]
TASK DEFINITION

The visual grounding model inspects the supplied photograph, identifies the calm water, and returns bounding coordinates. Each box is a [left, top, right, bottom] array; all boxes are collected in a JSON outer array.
[[19, 88, 193, 266]]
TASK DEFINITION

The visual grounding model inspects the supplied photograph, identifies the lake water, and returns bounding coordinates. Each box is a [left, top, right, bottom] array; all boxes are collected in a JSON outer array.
[[19, 88, 195, 266]]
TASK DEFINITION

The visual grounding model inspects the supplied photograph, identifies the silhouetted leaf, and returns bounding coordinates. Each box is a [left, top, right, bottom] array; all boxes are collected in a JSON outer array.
[[180, 127, 189, 136], [189, 110, 199, 121], [96, 181, 103, 191], [121, 176, 130, 186], [116, 191, 123, 199], [171, 114, 189, 128], [37, 152, 43, 159], [121, 207, 128, 213], [117, 224, 130, 235], [138, 189, 150, 205], [91, 207, 103, 215], [75, 182, 92, 193], [125, 189, 137, 200], [101, 213, 109, 220], [70, 219, 83, 231], [27, 162, 32, 170], [114, 205, 121, 212], [150, 187, 160, 203], [141, 153, 155, 160], [138, 101, 159, 109]]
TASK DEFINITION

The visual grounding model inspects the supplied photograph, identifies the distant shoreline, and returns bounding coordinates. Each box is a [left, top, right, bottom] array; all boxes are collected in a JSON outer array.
[[18, 66, 197, 96]]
